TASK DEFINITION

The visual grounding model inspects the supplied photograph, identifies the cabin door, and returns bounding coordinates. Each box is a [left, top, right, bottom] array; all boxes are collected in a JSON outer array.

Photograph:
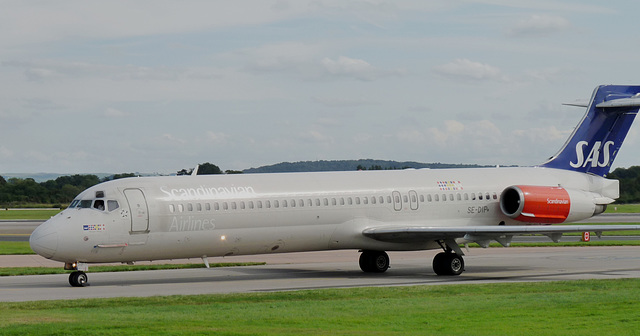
[[124, 188, 149, 233]]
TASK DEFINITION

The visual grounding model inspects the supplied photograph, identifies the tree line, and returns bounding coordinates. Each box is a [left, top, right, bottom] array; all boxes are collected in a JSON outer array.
[[3, 164, 640, 207], [0, 162, 232, 207]]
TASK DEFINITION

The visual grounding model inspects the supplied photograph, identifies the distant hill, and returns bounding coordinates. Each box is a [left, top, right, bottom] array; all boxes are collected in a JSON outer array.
[[243, 159, 496, 174]]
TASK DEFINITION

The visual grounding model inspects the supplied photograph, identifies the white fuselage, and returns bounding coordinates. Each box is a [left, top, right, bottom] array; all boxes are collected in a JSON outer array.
[[31, 166, 616, 264]]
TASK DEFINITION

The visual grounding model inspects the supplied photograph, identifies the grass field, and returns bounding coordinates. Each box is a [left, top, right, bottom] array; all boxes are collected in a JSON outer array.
[[0, 262, 265, 276], [0, 279, 638, 335], [0, 209, 60, 220]]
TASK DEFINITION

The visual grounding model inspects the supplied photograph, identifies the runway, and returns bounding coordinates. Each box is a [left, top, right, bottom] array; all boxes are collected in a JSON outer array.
[[1, 246, 639, 302]]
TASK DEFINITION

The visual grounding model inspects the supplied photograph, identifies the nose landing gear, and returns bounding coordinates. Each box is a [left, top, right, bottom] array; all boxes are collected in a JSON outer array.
[[69, 271, 88, 287], [65, 262, 89, 287]]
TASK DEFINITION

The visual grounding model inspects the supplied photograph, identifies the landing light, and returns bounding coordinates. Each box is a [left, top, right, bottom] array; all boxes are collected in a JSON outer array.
[[221, 235, 226, 241]]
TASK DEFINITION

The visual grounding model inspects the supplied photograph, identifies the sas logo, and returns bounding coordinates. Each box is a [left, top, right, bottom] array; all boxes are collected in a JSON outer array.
[[570, 140, 614, 168]]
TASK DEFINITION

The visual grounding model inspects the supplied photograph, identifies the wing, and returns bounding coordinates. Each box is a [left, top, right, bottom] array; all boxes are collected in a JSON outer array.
[[362, 224, 640, 253]]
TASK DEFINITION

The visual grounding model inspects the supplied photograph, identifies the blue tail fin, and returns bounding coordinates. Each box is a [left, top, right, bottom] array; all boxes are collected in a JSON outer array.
[[541, 85, 640, 176]]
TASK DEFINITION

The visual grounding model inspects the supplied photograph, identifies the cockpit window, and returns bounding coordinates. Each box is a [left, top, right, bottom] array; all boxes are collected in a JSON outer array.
[[79, 200, 93, 208], [69, 200, 80, 208], [93, 200, 105, 211], [107, 200, 119, 212]]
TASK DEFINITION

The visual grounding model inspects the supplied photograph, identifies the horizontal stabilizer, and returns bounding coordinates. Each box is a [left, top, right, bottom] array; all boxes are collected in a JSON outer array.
[[596, 96, 640, 108]]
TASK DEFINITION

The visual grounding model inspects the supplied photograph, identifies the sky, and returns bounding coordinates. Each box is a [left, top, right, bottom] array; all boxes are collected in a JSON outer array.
[[2, 0, 640, 175]]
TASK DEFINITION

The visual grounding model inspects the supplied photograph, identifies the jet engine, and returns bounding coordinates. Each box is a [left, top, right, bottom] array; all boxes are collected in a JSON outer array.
[[499, 185, 607, 224]]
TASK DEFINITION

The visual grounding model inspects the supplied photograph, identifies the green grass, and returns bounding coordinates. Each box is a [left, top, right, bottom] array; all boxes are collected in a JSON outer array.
[[0, 262, 265, 276], [606, 203, 640, 213], [0, 279, 639, 335], [0, 209, 60, 220], [0, 241, 34, 255]]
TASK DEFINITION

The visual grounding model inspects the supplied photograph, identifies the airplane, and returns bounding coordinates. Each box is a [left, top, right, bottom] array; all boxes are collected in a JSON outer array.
[[30, 84, 640, 287]]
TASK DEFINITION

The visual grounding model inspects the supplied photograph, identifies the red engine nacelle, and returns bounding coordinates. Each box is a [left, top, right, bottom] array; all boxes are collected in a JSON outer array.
[[499, 185, 605, 224]]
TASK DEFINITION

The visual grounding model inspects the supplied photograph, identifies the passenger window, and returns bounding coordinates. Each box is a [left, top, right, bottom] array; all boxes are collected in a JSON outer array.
[[266, 200, 271, 208], [178, 204, 184, 212], [282, 200, 288, 208], [371, 197, 376, 204], [206, 203, 211, 211], [427, 194, 432, 202], [479, 194, 483, 200], [324, 198, 329, 206], [231, 202, 237, 210], [493, 193, 498, 200], [249, 201, 254, 209], [188, 203, 193, 211], [274, 200, 279, 208], [387, 196, 392, 203], [464, 194, 469, 201], [223, 202, 229, 210], [257, 201, 263, 209], [355, 197, 360, 205], [435, 194, 439, 202], [471, 193, 476, 200], [348, 198, 353, 205], [214, 203, 220, 211], [332, 198, 337, 206], [240, 202, 245, 210], [449, 194, 454, 201], [340, 198, 345, 206], [419, 195, 424, 202], [169, 204, 175, 213], [197, 203, 202, 211], [107, 200, 119, 212], [363, 197, 368, 205]]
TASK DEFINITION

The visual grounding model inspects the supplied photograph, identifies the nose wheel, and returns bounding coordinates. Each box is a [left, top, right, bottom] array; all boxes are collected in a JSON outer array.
[[69, 271, 88, 287]]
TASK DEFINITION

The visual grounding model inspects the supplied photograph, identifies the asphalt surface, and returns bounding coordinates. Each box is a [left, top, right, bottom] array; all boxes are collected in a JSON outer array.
[[1, 214, 639, 302], [1, 246, 639, 302]]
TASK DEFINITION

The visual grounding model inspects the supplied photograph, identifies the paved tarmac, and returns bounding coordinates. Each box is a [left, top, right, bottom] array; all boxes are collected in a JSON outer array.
[[1, 246, 639, 302]]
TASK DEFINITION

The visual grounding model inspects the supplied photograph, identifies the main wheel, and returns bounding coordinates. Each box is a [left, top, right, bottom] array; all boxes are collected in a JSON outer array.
[[432, 252, 464, 276], [359, 250, 390, 273], [69, 271, 88, 287]]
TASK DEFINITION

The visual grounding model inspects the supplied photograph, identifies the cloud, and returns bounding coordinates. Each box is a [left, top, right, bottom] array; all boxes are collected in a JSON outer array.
[[321, 56, 393, 81], [506, 14, 571, 37], [206, 131, 229, 145], [433, 59, 508, 82], [312, 96, 374, 107], [161, 133, 187, 145], [4, 60, 183, 82], [104, 108, 128, 117]]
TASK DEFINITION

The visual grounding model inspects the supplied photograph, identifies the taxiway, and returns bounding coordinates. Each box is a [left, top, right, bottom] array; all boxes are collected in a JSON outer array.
[[1, 246, 639, 302]]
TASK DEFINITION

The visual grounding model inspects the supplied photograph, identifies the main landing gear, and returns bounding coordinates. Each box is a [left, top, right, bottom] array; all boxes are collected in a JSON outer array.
[[359, 250, 390, 273], [65, 262, 89, 287], [358, 241, 465, 276]]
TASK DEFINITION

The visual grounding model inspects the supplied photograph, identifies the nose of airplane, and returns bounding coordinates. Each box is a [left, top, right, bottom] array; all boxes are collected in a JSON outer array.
[[29, 222, 58, 259]]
